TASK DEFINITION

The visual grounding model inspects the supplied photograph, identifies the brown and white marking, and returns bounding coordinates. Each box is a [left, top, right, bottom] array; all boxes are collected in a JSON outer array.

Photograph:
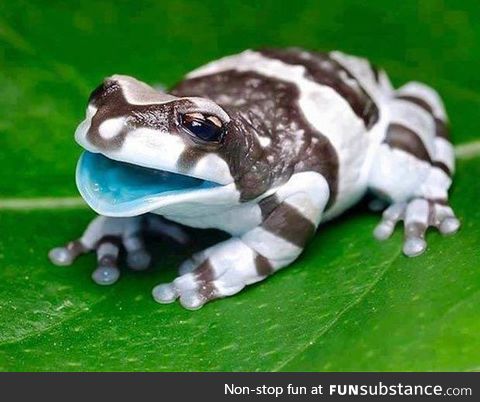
[[369, 80, 458, 256], [153, 171, 329, 309], [50, 48, 460, 308]]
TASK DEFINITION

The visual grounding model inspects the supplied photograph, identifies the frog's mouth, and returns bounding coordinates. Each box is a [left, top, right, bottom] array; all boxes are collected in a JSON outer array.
[[76, 151, 222, 216]]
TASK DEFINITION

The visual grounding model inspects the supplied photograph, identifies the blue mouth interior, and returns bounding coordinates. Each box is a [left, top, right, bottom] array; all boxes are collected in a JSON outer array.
[[77, 151, 219, 214]]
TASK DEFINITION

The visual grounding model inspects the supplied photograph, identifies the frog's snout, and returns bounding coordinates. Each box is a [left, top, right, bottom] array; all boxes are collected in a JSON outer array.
[[76, 75, 180, 153], [90, 75, 178, 108], [74, 74, 234, 189]]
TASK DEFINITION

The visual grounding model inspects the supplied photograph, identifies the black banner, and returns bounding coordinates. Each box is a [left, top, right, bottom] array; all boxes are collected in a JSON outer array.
[[0, 372, 477, 401]]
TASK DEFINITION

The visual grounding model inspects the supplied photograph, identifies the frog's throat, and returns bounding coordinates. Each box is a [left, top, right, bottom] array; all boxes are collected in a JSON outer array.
[[76, 151, 227, 216]]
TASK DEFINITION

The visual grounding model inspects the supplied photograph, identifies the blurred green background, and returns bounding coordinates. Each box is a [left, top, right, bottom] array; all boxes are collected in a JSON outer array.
[[0, 0, 479, 371]]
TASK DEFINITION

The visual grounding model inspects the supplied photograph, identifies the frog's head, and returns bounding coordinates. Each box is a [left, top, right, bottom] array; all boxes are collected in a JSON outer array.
[[75, 75, 251, 217]]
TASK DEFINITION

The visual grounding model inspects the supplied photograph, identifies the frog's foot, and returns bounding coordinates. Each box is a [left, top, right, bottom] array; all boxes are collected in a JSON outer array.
[[373, 198, 460, 257], [152, 238, 268, 310], [48, 240, 89, 267], [49, 216, 152, 285], [153, 261, 247, 310]]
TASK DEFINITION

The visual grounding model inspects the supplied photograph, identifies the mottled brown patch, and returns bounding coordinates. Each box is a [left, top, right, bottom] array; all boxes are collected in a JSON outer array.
[[192, 259, 217, 301], [293, 137, 339, 209], [255, 254, 274, 276], [262, 202, 316, 248], [197, 282, 217, 301], [260, 48, 379, 129], [173, 70, 339, 204], [258, 194, 280, 219], [194, 259, 215, 282], [385, 123, 432, 163], [176, 146, 206, 173]]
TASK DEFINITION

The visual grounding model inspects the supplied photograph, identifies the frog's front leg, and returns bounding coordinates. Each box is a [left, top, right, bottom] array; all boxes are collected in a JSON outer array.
[[49, 215, 150, 284], [49, 215, 189, 285], [153, 172, 330, 309]]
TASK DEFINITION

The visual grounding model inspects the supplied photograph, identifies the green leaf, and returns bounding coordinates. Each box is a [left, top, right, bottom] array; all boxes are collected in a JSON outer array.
[[0, 0, 479, 371]]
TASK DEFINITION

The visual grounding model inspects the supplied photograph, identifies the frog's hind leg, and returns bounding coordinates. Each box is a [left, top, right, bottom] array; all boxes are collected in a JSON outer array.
[[368, 81, 460, 256]]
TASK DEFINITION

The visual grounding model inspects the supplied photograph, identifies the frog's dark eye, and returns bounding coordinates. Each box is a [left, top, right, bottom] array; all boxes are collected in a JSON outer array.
[[181, 113, 224, 142]]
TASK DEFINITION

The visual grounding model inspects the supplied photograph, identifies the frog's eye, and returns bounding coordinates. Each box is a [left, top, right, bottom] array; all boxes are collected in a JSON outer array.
[[180, 112, 225, 142]]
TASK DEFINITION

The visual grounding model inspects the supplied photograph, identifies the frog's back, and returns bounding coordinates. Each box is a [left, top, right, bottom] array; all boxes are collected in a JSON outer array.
[[172, 48, 392, 217]]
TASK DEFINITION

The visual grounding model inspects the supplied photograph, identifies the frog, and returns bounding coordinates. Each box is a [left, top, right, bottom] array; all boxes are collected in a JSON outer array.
[[49, 48, 460, 310]]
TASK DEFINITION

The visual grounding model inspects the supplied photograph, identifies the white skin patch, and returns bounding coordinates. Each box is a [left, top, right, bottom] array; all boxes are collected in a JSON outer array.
[[257, 135, 271, 147], [417, 168, 451, 200], [369, 144, 431, 203], [165, 201, 262, 235], [111, 75, 177, 105], [434, 137, 455, 173], [74, 105, 97, 149], [405, 198, 429, 225], [107, 127, 186, 171], [242, 227, 302, 267], [190, 153, 233, 185], [98, 117, 126, 140], [275, 171, 330, 212]]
